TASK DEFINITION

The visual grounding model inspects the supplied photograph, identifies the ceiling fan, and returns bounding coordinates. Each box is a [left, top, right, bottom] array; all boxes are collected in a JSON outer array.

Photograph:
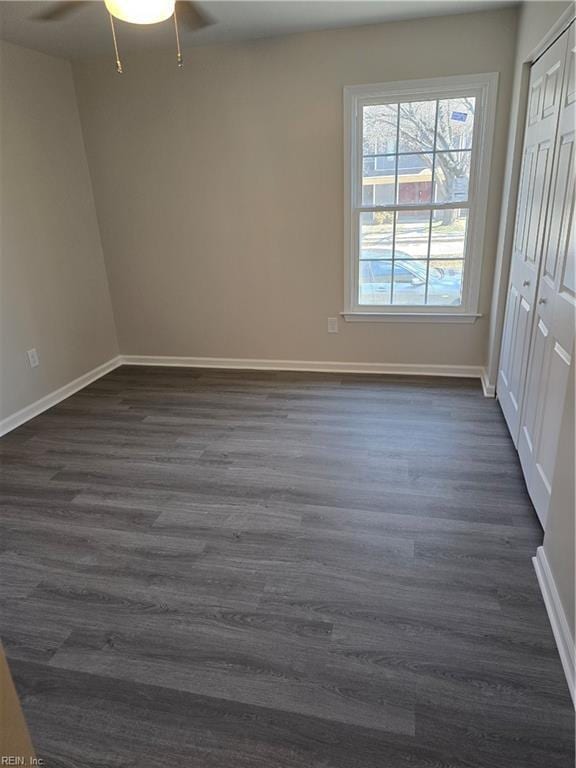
[[34, 1, 214, 72]]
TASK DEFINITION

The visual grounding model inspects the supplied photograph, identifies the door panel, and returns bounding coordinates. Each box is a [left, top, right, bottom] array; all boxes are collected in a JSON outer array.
[[543, 133, 573, 280], [517, 24, 576, 528], [512, 147, 535, 260], [499, 284, 519, 389], [508, 295, 531, 414], [525, 141, 552, 266], [537, 342, 571, 481], [520, 340, 572, 522], [566, 42, 576, 104], [542, 60, 562, 118], [498, 31, 568, 443], [520, 318, 549, 456]]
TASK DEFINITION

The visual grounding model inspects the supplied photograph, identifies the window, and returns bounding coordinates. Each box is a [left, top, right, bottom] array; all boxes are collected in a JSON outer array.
[[343, 74, 498, 321]]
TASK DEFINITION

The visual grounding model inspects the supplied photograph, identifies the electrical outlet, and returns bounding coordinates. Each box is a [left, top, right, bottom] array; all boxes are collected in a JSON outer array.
[[327, 317, 338, 334], [27, 348, 39, 368]]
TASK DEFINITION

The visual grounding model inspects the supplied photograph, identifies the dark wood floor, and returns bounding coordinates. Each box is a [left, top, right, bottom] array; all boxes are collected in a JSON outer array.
[[0, 366, 573, 767]]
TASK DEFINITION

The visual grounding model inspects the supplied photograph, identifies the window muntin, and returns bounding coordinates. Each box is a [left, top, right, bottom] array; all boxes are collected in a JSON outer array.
[[345, 75, 497, 319], [358, 95, 475, 308]]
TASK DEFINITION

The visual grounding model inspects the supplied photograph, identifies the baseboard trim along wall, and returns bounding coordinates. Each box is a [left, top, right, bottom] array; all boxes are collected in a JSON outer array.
[[480, 368, 496, 398], [122, 355, 487, 380], [533, 546, 576, 707], [0, 356, 122, 438], [0, 355, 492, 438]]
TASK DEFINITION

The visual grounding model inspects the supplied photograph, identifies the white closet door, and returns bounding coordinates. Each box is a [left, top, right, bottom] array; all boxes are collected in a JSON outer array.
[[498, 32, 568, 443], [518, 24, 576, 528]]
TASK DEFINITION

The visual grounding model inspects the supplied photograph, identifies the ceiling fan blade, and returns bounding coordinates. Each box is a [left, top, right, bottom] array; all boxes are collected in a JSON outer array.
[[177, 1, 214, 31], [33, 1, 87, 22]]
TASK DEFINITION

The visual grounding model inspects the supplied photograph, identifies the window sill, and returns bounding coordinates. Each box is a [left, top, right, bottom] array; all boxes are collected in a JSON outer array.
[[341, 312, 482, 324]]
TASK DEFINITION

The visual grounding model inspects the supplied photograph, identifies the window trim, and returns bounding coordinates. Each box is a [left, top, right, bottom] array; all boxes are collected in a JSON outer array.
[[343, 73, 499, 321]]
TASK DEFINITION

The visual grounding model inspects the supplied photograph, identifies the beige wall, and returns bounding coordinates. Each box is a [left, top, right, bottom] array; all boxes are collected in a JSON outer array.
[[544, 361, 575, 644], [73, 7, 517, 365], [0, 41, 118, 421], [485, 0, 572, 387]]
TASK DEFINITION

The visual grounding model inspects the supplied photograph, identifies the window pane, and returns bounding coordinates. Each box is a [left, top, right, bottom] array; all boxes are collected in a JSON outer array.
[[397, 154, 433, 204], [360, 212, 394, 260], [430, 209, 468, 259], [362, 105, 397, 204], [395, 211, 431, 259], [363, 104, 398, 156], [374, 180, 395, 206], [434, 151, 471, 203], [426, 260, 464, 306], [437, 97, 475, 150], [398, 100, 437, 153], [362, 155, 395, 177], [362, 171, 395, 206], [362, 183, 374, 207], [392, 260, 427, 305], [359, 260, 392, 304]]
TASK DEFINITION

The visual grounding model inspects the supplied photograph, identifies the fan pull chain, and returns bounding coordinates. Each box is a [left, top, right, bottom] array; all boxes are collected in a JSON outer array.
[[109, 12, 123, 74], [173, 7, 183, 67]]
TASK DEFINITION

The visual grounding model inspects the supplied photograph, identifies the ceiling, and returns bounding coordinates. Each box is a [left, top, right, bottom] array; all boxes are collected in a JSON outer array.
[[0, 1, 517, 60]]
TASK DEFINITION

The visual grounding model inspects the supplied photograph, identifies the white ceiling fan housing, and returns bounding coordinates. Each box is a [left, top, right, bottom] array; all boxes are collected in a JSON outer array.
[[104, 0, 176, 25]]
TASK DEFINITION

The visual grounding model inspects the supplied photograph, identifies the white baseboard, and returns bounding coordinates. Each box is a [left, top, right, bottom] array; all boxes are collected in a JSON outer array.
[[533, 546, 575, 707], [0, 356, 122, 438], [481, 367, 496, 398], [121, 355, 485, 380]]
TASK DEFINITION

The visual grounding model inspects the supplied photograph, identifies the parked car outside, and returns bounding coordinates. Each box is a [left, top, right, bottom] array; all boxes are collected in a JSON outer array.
[[359, 248, 462, 305]]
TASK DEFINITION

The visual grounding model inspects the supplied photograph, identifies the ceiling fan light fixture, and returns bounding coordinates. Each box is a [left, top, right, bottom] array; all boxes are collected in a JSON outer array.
[[104, 0, 176, 25]]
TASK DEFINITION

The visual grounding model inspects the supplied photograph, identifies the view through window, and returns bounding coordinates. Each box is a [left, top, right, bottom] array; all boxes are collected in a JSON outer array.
[[359, 96, 476, 307]]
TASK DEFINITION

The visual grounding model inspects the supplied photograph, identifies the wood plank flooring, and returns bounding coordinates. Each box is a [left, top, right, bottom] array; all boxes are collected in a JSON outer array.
[[0, 366, 573, 767]]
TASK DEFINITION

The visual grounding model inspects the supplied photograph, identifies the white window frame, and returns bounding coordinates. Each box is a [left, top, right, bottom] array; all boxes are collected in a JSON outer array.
[[342, 73, 499, 323]]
